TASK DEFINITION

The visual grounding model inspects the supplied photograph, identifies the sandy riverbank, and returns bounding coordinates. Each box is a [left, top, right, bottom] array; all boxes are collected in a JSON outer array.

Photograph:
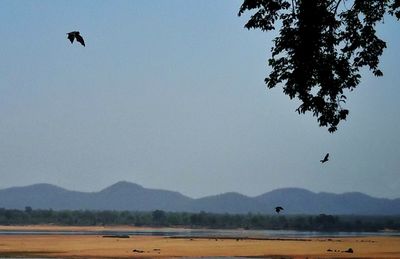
[[0, 226, 399, 258]]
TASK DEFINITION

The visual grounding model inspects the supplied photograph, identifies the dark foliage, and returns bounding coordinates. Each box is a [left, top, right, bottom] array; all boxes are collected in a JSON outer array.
[[239, 0, 399, 132], [1, 208, 399, 232]]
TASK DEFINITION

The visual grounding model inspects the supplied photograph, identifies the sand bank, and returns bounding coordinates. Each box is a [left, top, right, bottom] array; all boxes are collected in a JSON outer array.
[[0, 226, 399, 258]]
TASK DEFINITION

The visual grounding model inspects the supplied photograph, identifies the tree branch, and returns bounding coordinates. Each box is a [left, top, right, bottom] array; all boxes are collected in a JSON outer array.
[[333, 0, 343, 15], [291, 0, 296, 16]]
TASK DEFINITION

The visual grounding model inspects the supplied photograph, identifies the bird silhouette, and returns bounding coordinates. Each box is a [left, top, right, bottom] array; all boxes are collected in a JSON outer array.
[[320, 153, 329, 163], [67, 31, 85, 46], [275, 206, 284, 214]]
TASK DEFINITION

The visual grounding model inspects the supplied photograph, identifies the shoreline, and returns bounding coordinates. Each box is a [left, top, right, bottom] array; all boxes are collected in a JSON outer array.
[[0, 226, 399, 258], [1, 224, 398, 234], [0, 224, 187, 232]]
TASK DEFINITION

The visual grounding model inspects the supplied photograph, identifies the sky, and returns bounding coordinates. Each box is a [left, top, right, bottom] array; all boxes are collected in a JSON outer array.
[[0, 0, 399, 199]]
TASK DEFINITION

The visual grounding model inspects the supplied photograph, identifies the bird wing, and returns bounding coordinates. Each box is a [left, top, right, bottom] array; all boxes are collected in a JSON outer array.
[[67, 33, 75, 43], [75, 34, 85, 46], [325, 153, 329, 160]]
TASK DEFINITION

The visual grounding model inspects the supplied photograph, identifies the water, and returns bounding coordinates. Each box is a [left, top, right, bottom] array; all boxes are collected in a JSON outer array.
[[0, 228, 399, 238]]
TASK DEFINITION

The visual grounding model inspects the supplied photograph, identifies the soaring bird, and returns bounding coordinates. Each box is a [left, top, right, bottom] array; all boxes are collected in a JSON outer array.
[[320, 153, 329, 163], [275, 206, 284, 214], [67, 31, 85, 46]]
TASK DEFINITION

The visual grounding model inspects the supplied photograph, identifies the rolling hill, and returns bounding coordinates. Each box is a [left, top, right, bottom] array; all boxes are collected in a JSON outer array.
[[1, 181, 399, 215]]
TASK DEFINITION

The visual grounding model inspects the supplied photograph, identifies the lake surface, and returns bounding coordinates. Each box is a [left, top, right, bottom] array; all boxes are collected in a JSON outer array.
[[1, 228, 400, 238]]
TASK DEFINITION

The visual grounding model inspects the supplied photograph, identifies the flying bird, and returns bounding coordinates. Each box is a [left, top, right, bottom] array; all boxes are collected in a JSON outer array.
[[275, 206, 284, 214], [320, 153, 329, 163], [67, 31, 85, 46]]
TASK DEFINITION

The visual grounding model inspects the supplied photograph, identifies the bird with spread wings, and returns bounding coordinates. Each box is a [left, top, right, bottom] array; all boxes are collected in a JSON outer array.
[[67, 31, 85, 46], [320, 153, 329, 163], [275, 206, 284, 214]]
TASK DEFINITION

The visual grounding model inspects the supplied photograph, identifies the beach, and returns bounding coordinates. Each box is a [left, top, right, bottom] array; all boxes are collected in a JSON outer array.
[[0, 226, 400, 258]]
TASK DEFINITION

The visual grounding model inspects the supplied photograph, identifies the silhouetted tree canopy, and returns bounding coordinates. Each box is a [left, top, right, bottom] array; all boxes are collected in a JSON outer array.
[[1, 208, 400, 231], [239, 0, 400, 132]]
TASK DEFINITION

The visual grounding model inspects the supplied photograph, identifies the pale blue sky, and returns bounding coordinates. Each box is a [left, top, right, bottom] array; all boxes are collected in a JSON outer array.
[[0, 0, 399, 198]]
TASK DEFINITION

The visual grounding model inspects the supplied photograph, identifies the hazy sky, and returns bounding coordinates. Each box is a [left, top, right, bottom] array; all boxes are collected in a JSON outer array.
[[1, 1, 399, 199]]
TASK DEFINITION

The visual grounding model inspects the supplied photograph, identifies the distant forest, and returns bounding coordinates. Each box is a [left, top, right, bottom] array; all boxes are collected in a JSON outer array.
[[1, 208, 400, 232]]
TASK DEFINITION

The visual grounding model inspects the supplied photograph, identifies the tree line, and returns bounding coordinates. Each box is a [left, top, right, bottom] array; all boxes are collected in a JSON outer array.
[[1, 207, 399, 232]]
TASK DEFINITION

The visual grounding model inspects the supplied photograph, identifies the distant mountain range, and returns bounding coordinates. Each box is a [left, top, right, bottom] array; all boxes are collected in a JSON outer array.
[[1, 181, 399, 215]]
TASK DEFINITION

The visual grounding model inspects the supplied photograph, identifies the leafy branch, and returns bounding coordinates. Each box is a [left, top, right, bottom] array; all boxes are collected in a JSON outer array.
[[239, 0, 399, 132]]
